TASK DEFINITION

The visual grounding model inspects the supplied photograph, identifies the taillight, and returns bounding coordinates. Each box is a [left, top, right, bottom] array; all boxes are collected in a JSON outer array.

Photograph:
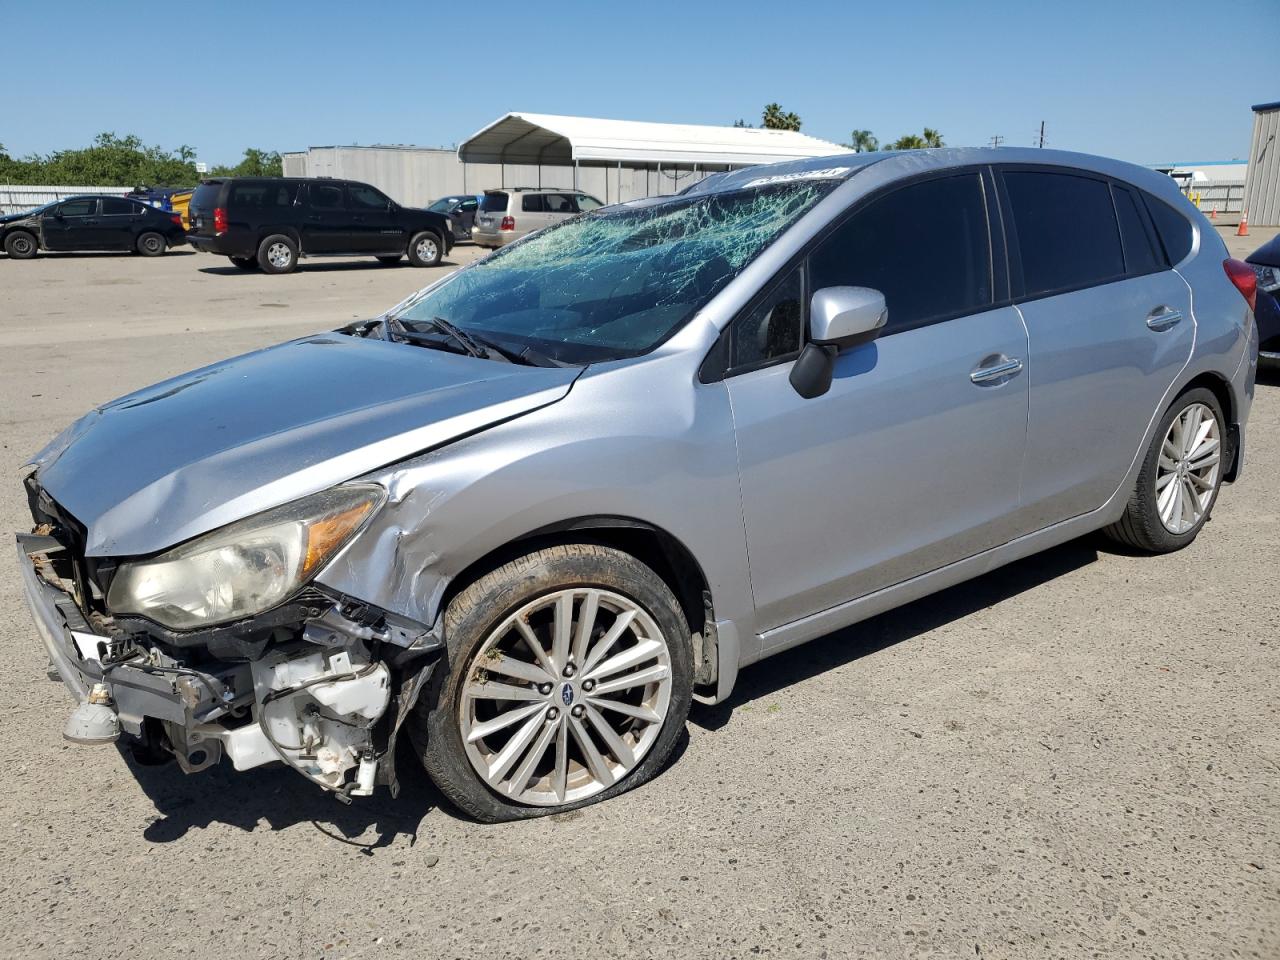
[[1223, 258, 1257, 312], [170, 214, 183, 228], [499, 216, 515, 231], [213, 207, 228, 234]]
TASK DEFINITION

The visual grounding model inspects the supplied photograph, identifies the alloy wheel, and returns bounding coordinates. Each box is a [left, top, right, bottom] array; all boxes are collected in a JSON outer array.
[[1156, 401, 1221, 534], [267, 242, 292, 269], [459, 588, 673, 807], [416, 237, 438, 261]]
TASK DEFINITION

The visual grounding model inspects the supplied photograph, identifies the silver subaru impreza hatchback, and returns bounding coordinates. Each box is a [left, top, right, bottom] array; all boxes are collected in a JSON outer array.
[[17, 148, 1258, 821]]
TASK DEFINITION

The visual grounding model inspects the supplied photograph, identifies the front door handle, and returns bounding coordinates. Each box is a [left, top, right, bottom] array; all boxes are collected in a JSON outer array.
[[1146, 306, 1183, 332], [970, 356, 1024, 385]]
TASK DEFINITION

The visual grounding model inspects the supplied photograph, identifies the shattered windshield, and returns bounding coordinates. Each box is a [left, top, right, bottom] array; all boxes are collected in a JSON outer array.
[[393, 180, 838, 364]]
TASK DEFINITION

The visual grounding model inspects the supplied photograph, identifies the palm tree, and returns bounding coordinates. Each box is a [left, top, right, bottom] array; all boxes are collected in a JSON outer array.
[[890, 133, 927, 150], [922, 127, 944, 148], [849, 130, 878, 153], [761, 103, 802, 131]]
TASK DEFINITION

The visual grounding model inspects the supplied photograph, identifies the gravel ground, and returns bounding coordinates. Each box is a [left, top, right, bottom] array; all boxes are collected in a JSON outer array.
[[0, 235, 1276, 960]]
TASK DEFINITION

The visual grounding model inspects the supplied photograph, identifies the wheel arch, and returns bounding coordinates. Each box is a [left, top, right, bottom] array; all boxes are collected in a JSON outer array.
[[1176, 370, 1240, 481], [438, 515, 717, 681]]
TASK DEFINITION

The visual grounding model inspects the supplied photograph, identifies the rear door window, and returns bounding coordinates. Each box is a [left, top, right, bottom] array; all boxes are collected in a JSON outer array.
[[308, 182, 346, 210], [101, 197, 140, 215], [480, 192, 509, 213], [231, 182, 299, 210], [542, 193, 575, 214], [810, 172, 992, 333], [521, 194, 546, 213], [1112, 184, 1163, 277], [1142, 193, 1194, 266], [1002, 170, 1125, 298]]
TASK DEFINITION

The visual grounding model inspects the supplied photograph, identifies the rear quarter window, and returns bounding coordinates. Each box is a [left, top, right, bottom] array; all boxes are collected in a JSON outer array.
[[191, 182, 224, 211], [1112, 184, 1164, 276], [232, 182, 300, 210], [1142, 193, 1194, 266], [480, 192, 509, 213]]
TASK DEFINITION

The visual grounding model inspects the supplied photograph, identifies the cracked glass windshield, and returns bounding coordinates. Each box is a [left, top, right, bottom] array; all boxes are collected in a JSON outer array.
[[392, 180, 837, 364]]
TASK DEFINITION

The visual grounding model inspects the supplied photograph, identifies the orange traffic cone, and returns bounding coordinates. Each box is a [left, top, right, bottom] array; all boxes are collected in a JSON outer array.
[[1209, 205, 1217, 219], [1237, 211, 1249, 237]]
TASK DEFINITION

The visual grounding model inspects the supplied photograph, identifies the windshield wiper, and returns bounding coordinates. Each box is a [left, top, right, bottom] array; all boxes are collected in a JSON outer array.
[[391, 315, 569, 368]]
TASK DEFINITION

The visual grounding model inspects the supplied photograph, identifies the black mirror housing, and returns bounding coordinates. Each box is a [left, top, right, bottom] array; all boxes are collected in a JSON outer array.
[[789, 342, 837, 399]]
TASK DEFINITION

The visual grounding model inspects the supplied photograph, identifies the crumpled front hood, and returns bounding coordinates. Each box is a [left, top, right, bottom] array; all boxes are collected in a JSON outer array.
[[30, 333, 580, 556]]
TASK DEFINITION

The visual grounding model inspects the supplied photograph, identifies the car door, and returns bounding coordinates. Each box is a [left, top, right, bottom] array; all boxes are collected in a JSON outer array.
[[347, 182, 404, 253], [997, 168, 1196, 529], [541, 192, 577, 227], [99, 196, 144, 249], [723, 171, 1031, 637], [41, 198, 100, 250], [519, 192, 550, 235], [301, 181, 350, 253]]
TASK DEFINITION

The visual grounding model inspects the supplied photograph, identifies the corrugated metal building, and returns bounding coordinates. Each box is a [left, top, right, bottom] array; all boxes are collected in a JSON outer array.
[[1243, 100, 1280, 226], [282, 113, 846, 209], [0, 184, 130, 215]]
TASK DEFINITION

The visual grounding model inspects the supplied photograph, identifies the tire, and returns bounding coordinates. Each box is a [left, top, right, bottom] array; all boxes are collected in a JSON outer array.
[[257, 234, 298, 274], [4, 231, 38, 260], [1103, 387, 1226, 553], [411, 543, 693, 822], [229, 256, 258, 271], [406, 231, 443, 267], [376, 254, 403, 265], [136, 232, 166, 257]]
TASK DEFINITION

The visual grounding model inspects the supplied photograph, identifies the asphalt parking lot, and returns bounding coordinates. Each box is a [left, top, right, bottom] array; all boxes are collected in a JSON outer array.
[[1, 235, 1277, 960]]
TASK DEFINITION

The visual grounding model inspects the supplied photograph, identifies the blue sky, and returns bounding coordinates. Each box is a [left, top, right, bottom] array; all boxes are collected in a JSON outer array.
[[2, 0, 1275, 167]]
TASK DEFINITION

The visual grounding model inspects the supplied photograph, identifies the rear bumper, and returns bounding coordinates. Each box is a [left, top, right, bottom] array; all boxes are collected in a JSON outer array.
[[187, 234, 252, 257], [471, 230, 518, 248]]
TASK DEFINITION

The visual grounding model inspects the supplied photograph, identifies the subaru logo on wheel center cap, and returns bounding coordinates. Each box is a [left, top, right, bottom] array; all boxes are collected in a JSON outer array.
[[561, 683, 575, 706]]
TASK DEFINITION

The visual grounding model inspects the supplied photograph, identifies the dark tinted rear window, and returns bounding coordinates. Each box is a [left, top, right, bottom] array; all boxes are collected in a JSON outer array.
[[308, 182, 344, 210], [101, 197, 140, 215], [521, 194, 545, 213], [191, 182, 223, 211], [810, 172, 991, 332], [1143, 194, 1194, 266], [1004, 170, 1124, 297], [480, 192, 509, 213], [232, 181, 299, 210], [1112, 184, 1163, 276]]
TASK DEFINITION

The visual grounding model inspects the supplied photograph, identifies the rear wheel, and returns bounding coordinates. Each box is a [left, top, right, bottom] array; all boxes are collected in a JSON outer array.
[[136, 232, 166, 257], [4, 231, 38, 259], [229, 256, 257, 271], [257, 234, 298, 274], [406, 231, 442, 267], [412, 543, 693, 822], [1103, 387, 1226, 553]]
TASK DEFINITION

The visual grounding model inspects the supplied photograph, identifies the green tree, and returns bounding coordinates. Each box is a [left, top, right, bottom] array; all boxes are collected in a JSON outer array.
[[0, 132, 200, 186], [847, 129, 878, 152], [761, 103, 802, 131], [890, 128, 944, 150], [208, 147, 284, 178]]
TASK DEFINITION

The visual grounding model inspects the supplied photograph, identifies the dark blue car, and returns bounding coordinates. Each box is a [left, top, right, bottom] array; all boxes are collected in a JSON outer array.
[[1246, 233, 1280, 360]]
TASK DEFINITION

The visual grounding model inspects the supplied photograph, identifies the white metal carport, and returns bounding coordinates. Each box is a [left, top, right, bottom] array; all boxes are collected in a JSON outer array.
[[457, 112, 846, 198]]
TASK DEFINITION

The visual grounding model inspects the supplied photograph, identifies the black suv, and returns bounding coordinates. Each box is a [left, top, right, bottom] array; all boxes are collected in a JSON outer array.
[[186, 177, 454, 274]]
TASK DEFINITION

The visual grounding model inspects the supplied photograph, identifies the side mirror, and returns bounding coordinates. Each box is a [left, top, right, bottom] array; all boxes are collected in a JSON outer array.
[[810, 286, 887, 346], [789, 286, 886, 399]]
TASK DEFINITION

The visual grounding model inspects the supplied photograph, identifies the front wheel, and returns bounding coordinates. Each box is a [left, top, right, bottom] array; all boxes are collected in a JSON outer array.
[[406, 231, 442, 267], [412, 543, 693, 822], [1103, 387, 1226, 553], [4, 231, 38, 259]]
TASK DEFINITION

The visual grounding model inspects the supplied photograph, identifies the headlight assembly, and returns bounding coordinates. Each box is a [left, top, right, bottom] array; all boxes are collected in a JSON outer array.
[[1254, 263, 1280, 294], [106, 485, 384, 631]]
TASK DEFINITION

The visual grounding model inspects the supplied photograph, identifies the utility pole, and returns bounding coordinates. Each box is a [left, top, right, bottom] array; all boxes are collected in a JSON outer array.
[[1037, 121, 1046, 148], [989, 135, 1004, 148]]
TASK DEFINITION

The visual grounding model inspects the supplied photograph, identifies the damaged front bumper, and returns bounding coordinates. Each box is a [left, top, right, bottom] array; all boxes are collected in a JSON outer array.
[[16, 532, 441, 800]]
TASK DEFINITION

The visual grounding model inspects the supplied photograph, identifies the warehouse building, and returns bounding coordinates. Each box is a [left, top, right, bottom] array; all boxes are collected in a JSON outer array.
[[1243, 100, 1280, 226], [282, 112, 845, 208]]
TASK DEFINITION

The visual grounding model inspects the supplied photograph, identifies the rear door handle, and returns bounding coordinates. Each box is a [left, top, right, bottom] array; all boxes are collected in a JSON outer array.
[[970, 356, 1024, 384], [1146, 306, 1183, 332]]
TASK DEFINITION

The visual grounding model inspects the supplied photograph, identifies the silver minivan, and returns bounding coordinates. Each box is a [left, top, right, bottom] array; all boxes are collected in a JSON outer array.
[[471, 187, 603, 247], [17, 148, 1258, 822]]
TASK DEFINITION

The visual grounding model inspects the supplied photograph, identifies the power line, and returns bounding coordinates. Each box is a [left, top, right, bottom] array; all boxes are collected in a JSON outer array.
[[989, 135, 1005, 148]]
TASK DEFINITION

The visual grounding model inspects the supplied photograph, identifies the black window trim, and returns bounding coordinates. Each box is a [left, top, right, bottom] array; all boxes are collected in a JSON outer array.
[[1109, 181, 1166, 280], [994, 163, 1132, 304], [701, 165, 1001, 384]]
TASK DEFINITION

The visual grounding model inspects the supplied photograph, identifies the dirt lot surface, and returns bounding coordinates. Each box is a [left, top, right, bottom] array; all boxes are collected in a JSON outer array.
[[0, 235, 1277, 960]]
